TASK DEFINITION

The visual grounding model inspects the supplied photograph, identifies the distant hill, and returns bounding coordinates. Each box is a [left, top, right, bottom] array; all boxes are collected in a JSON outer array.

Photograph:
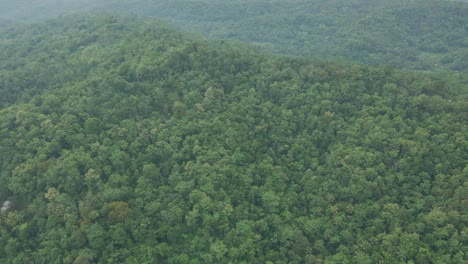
[[1, 0, 467, 73], [0, 15, 466, 263], [130, 0, 468, 72]]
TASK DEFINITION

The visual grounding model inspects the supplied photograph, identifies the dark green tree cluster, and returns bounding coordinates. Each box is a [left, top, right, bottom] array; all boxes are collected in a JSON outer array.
[[2, 0, 467, 73], [0, 15, 467, 263], [113, 0, 468, 73]]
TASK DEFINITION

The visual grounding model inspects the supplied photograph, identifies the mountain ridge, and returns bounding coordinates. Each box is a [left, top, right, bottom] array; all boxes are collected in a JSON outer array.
[[0, 14, 467, 264], [1, 0, 467, 72]]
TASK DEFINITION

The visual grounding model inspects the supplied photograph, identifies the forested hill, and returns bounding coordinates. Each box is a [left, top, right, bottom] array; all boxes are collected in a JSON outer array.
[[130, 0, 468, 72], [1, 0, 467, 73], [0, 15, 467, 263]]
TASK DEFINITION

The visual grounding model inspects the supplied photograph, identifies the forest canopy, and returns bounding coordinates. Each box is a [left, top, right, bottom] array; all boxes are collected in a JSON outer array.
[[0, 13, 467, 264], [1, 0, 467, 73]]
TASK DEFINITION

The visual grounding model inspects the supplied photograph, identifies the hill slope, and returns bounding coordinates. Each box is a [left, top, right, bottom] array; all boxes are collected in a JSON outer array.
[[0, 15, 467, 263], [1, 0, 467, 73], [134, 0, 468, 72]]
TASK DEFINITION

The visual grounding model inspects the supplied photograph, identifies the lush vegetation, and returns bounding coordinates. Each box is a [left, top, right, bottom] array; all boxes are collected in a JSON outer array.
[[133, 0, 468, 72], [0, 15, 467, 263], [1, 0, 467, 73]]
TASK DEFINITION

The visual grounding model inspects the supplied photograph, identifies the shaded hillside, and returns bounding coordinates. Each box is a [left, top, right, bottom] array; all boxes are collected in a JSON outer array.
[[0, 15, 467, 263], [1, 0, 467, 73], [131, 0, 468, 72]]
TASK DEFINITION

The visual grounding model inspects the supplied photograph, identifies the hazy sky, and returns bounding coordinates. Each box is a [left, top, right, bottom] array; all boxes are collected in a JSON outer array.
[[0, 0, 117, 21], [1, 0, 464, 23]]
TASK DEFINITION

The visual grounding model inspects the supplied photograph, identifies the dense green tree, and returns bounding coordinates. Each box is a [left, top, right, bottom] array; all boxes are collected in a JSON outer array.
[[0, 13, 466, 263]]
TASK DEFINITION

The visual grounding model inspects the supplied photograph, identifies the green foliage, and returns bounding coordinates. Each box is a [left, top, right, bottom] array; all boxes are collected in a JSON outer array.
[[117, 0, 468, 73], [0, 14, 467, 263], [2, 1, 467, 73]]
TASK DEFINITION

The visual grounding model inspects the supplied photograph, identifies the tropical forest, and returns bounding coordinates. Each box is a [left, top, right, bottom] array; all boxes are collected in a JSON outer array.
[[0, 0, 466, 263]]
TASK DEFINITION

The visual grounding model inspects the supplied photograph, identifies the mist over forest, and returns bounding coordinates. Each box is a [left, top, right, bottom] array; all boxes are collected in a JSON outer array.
[[0, 1, 467, 263], [1, 0, 467, 72]]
